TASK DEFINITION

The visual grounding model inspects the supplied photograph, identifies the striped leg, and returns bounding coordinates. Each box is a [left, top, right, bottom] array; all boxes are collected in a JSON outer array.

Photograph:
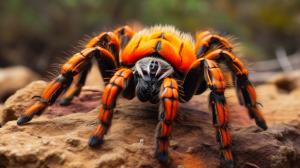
[[59, 61, 91, 106], [16, 47, 114, 125], [89, 68, 134, 147], [114, 25, 135, 49], [59, 26, 134, 105], [155, 78, 179, 163], [60, 30, 122, 104], [93, 26, 134, 84], [195, 30, 233, 57], [204, 60, 234, 167], [205, 49, 267, 130], [236, 75, 267, 130]]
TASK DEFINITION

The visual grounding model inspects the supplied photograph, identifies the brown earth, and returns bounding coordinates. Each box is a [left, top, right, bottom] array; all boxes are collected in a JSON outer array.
[[0, 71, 300, 168]]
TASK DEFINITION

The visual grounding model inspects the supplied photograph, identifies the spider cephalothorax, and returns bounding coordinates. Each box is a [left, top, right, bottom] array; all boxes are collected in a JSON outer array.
[[17, 25, 267, 168]]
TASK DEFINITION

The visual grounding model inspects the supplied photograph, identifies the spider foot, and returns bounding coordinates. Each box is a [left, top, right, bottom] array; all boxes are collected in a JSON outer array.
[[249, 108, 268, 130], [59, 85, 82, 106], [88, 135, 104, 148], [17, 115, 33, 126], [59, 97, 73, 106], [220, 159, 234, 168], [155, 151, 170, 163], [255, 118, 268, 130]]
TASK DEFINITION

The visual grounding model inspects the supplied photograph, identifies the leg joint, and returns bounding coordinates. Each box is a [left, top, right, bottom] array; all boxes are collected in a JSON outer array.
[[98, 119, 111, 128], [220, 145, 231, 150], [236, 74, 250, 85], [32, 96, 49, 104], [214, 123, 229, 128], [163, 120, 173, 126], [210, 91, 226, 101], [102, 103, 116, 110], [157, 136, 169, 141], [57, 73, 73, 83]]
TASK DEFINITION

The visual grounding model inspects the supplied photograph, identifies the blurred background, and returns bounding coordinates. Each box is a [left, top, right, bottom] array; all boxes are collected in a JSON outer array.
[[0, 0, 300, 102]]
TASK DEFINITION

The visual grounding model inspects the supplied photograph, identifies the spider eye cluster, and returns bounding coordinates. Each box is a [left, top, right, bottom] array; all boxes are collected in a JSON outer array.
[[134, 57, 174, 81]]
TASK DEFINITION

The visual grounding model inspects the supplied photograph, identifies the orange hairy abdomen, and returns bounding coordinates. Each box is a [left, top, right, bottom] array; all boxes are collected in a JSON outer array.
[[120, 29, 197, 73]]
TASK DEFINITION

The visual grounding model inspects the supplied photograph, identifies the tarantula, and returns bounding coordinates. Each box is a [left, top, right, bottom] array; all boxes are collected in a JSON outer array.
[[17, 25, 267, 167]]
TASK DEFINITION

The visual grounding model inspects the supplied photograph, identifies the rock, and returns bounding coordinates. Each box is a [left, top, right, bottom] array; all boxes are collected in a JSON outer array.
[[0, 138, 66, 168], [0, 80, 47, 126], [68, 162, 85, 168], [186, 147, 196, 153], [0, 66, 39, 102], [0, 104, 3, 110], [170, 140, 179, 149], [233, 124, 300, 168], [255, 83, 300, 124], [65, 138, 81, 147], [0, 74, 299, 167], [269, 70, 300, 92], [125, 142, 148, 154], [95, 148, 127, 168]]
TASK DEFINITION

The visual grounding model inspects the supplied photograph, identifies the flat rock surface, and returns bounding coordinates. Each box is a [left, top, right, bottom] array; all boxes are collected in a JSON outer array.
[[0, 72, 300, 168]]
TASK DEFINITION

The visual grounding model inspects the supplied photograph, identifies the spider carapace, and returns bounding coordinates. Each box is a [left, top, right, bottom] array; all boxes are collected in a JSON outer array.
[[17, 25, 267, 167]]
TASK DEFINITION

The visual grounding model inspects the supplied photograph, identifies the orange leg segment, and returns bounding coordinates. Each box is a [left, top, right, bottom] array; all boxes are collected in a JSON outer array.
[[204, 49, 249, 76], [59, 61, 91, 106], [204, 60, 234, 167], [155, 78, 179, 163], [204, 49, 267, 130], [195, 31, 233, 57], [114, 25, 135, 49], [17, 47, 114, 125], [236, 75, 267, 130], [88, 68, 134, 147], [55, 29, 126, 106], [59, 29, 125, 106]]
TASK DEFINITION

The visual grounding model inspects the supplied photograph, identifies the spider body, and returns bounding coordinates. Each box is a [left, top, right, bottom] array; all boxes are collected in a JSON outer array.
[[17, 25, 267, 168], [121, 27, 197, 73]]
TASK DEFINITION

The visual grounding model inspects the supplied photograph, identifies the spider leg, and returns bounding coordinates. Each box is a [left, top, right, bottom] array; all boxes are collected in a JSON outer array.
[[205, 49, 267, 130], [181, 58, 207, 102], [59, 27, 134, 105], [89, 68, 135, 147], [59, 61, 91, 106], [235, 74, 267, 130], [92, 26, 134, 85], [114, 25, 135, 49], [17, 47, 117, 125], [155, 78, 179, 163], [181, 59, 234, 167], [87, 31, 122, 84], [204, 60, 234, 167], [195, 30, 233, 57]]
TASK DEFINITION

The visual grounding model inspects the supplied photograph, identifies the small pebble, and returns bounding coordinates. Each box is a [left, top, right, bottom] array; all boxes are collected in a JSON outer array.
[[139, 138, 144, 145]]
